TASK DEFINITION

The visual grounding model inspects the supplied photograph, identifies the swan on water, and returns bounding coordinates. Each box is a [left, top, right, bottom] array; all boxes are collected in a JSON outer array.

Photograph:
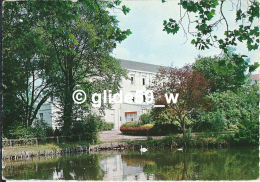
[[177, 147, 183, 151], [140, 145, 147, 152]]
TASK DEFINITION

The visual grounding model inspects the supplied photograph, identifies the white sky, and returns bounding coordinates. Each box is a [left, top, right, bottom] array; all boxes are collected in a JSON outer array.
[[111, 0, 259, 70]]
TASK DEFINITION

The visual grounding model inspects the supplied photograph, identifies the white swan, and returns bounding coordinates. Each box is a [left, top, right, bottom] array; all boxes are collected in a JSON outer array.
[[140, 145, 148, 153], [177, 147, 183, 151]]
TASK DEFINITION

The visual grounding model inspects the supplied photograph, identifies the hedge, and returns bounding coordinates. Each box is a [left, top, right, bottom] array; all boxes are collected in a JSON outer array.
[[120, 126, 152, 136], [97, 122, 114, 131], [120, 124, 180, 136]]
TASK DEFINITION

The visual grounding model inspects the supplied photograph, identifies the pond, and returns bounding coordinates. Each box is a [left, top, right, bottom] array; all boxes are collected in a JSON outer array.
[[2, 146, 259, 180]]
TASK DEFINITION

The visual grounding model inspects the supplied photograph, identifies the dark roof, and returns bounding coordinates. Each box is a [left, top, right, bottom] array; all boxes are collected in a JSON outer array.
[[119, 59, 163, 73]]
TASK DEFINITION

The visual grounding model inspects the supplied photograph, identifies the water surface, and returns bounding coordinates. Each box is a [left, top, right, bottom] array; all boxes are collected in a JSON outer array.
[[3, 147, 259, 180]]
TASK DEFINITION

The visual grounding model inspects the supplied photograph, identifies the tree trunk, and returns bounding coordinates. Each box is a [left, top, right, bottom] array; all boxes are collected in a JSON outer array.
[[182, 118, 186, 148], [182, 119, 186, 138], [63, 88, 73, 136], [63, 56, 74, 136]]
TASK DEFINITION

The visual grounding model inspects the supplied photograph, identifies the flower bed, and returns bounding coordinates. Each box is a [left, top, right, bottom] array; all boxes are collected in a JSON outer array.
[[120, 122, 180, 136], [120, 125, 153, 136]]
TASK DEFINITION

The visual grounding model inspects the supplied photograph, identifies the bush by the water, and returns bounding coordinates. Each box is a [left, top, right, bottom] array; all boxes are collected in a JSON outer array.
[[150, 124, 180, 135], [191, 84, 259, 145], [127, 134, 230, 149], [71, 114, 99, 143], [8, 120, 53, 140]]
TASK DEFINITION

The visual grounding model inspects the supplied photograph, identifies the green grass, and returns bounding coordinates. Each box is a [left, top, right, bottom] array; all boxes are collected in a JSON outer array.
[[3, 143, 59, 155], [3, 141, 91, 156]]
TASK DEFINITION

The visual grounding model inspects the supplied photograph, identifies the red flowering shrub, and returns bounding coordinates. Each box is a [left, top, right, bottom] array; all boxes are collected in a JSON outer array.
[[120, 125, 153, 136]]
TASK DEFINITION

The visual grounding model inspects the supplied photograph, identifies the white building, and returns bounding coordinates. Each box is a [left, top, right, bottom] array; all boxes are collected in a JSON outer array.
[[37, 60, 162, 130], [99, 154, 154, 180]]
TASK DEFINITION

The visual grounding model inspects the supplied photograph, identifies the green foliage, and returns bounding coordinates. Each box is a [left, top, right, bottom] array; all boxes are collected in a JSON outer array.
[[139, 113, 154, 124], [3, 0, 131, 140], [97, 122, 114, 131], [3, 1, 57, 134], [8, 120, 53, 140], [71, 114, 99, 143], [163, 0, 259, 75], [234, 117, 259, 145], [8, 125, 29, 139], [192, 110, 225, 132], [150, 124, 180, 135], [121, 121, 140, 127], [193, 54, 254, 92], [191, 82, 259, 146], [163, 0, 259, 53], [29, 120, 53, 140], [152, 109, 175, 125], [191, 55, 259, 145]]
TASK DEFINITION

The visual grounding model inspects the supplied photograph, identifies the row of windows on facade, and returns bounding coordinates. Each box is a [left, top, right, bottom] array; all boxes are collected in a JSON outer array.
[[131, 95, 146, 103], [130, 77, 147, 85]]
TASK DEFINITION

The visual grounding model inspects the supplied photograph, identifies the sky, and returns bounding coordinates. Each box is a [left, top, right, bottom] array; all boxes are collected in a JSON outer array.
[[110, 0, 258, 69]]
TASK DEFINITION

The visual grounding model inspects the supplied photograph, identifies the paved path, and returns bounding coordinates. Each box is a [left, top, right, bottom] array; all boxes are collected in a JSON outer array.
[[98, 130, 165, 142]]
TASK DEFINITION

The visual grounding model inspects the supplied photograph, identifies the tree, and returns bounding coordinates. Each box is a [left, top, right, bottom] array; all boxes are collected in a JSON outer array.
[[192, 51, 253, 92], [162, 0, 259, 72], [191, 80, 259, 142], [3, 0, 131, 138], [3, 2, 58, 137], [27, 0, 131, 136], [150, 65, 210, 137]]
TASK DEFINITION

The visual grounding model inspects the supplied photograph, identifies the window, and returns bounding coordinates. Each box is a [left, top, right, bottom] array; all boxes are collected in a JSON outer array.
[[132, 97, 135, 103], [143, 78, 145, 85], [143, 95, 146, 103], [40, 113, 43, 120], [125, 112, 137, 122], [131, 76, 134, 84]]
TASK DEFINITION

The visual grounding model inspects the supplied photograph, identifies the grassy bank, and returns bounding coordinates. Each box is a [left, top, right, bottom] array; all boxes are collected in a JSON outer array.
[[3, 131, 253, 158], [126, 134, 233, 149], [3, 141, 90, 156]]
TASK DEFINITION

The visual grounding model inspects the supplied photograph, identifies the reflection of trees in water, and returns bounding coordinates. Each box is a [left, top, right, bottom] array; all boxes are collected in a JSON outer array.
[[3, 147, 259, 180], [3, 154, 104, 180], [121, 147, 259, 180]]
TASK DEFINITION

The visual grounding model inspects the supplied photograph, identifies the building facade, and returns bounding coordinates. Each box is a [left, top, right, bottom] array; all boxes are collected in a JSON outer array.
[[37, 60, 162, 130]]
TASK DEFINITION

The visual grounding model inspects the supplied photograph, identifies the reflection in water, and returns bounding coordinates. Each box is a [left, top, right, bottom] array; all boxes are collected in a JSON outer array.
[[100, 155, 153, 180], [2, 147, 259, 180]]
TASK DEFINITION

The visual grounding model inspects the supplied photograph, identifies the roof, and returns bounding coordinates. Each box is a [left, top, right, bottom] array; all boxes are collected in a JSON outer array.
[[119, 59, 163, 73]]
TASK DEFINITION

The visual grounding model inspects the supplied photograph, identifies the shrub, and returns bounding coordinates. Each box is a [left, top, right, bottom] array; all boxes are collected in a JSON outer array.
[[97, 122, 114, 131], [30, 119, 53, 139], [149, 124, 180, 136], [8, 120, 53, 140], [9, 124, 30, 139], [140, 113, 154, 124], [191, 83, 259, 136], [72, 114, 99, 143], [120, 124, 153, 136], [192, 110, 225, 132], [141, 124, 154, 128], [120, 123, 180, 136], [121, 121, 140, 127], [233, 117, 259, 145]]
